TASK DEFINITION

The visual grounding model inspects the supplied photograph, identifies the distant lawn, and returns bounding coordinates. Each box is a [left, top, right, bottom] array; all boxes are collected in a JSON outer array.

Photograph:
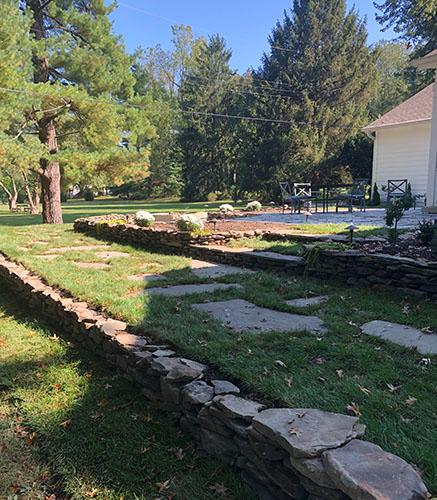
[[0, 223, 436, 493], [0, 198, 243, 226], [1, 198, 388, 236], [0, 287, 252, 499]]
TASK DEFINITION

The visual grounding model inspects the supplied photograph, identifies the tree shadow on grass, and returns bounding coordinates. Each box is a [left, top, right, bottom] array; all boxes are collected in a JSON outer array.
[[0, 291, 254, 500]]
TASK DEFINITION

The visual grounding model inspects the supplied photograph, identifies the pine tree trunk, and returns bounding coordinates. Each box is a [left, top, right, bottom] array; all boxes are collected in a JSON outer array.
[[39, 119, 63, 224]]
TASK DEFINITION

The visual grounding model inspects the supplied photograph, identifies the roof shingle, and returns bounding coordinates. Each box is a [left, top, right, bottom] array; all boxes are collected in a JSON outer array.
[[364, 83, 434, 130]]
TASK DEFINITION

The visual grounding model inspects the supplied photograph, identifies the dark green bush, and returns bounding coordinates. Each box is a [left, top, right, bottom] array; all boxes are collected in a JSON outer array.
[[417, 220, 436, 246]]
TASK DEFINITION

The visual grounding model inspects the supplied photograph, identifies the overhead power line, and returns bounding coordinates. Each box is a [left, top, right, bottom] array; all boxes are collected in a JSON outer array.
[[0, 86, 293, 125]]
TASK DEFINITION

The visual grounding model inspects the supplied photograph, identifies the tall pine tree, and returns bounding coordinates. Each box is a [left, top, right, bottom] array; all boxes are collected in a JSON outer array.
[[178, 36, 239, 201], [249, 0, 377, 196], [1, 1, 154, 223]]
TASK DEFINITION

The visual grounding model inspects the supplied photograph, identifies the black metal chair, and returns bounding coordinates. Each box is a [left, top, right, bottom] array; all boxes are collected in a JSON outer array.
[[387, 179, 408, 203], [291, 183, 319, 213]]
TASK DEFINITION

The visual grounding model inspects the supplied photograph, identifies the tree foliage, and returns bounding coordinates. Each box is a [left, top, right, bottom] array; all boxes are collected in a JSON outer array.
[[375, 0, 437, 53]]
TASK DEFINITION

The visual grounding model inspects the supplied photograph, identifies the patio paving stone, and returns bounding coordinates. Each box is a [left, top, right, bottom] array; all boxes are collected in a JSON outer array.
[[192, 298, 326, 335]]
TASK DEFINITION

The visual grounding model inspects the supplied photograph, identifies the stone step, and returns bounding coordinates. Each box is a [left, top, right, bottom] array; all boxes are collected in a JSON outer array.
[[145, 283, 242, 297], [361, 320, 437, 355], [193, 299, 326, 335]]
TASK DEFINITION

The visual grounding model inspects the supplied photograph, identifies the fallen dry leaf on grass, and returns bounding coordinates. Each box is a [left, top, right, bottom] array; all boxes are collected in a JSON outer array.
[[275, 360, 287, 368], [346, 402, 362, 417], [156, 479, 171, 493], [386, 383, 401, 393], [335, 369, 344, 379], [209, 483, 229, 496], [405, 396, 417, 406], [358, 385, 371, 395], [59, 419, 71, 429], [285, 377, 293, 388]]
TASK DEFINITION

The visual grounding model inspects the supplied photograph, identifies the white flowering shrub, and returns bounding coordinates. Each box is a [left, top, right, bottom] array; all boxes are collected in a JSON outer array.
[[219, 204, 234, 213], [134, 211, 155, 227], [176, 214, 204, 232], [246, 201, 262, 211]]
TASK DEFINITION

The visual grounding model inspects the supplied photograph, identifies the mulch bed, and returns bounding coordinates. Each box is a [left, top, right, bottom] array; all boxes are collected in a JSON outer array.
[[357, 233, 434, 261]]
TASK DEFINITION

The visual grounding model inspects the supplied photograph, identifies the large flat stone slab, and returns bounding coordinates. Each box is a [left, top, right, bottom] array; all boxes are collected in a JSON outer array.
[[286, 296, 329, 308], [128, 273, 164, 282], [253, 408, 365, 458], [95, 251, 130, 259], [361, 320, 437, 354], [146, 283, 242, 297], [74, 261, 110, 269], [192, 299, 326, 335], [190, 259, 253, 278], [323, 439, 428, 500]]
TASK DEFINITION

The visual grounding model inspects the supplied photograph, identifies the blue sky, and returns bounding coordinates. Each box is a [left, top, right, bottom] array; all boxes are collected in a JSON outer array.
[[110, 1, 396, 72]]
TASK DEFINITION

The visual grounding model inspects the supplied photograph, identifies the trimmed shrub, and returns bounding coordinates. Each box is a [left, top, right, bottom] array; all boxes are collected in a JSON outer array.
[[176, 214, 204, 232], [219, 204, 234, 213], [206, 192, 218, 202], [134, 211, 155, 228], [371, 183, 380, 206], [417, 220, 436, 246], [246, 201, 262, 211], [83, 188, 94, 201]]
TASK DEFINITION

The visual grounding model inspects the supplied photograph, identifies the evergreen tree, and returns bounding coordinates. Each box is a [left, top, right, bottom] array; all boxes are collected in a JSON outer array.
[[178, 36, 238, 201], [249, 0, 377, 196], [0, 1, 154, 223]]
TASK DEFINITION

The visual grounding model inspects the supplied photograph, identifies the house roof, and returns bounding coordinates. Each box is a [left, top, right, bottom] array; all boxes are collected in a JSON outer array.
[[411, 48, 437, 70], [363, 83, 434, 131]]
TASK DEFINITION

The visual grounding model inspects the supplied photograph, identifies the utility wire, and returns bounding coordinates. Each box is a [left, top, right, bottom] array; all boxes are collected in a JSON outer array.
[[0, 86, 294, 124]]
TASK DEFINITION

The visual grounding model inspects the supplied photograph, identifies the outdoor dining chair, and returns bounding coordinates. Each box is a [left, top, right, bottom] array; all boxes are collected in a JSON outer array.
[[387, 179, 408, 203]]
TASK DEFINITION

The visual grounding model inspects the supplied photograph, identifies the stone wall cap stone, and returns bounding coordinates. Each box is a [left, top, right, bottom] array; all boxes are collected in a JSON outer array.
[[323, 439, 428, 500], [182, 380, 214, 405], [213, 394, 266, 421], [212, 380, 240, 395], [252, 408, 365, 458]]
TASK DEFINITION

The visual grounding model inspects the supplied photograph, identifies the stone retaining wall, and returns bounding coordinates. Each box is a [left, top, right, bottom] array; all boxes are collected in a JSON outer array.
[[75, 217, 437, 300], [0, 253, 429, 499]]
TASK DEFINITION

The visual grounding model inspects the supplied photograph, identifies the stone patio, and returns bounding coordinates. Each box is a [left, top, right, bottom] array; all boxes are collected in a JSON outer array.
[[244, 207, 434, 229], [192, 299, 326, 335], [361, 320, 437, 355]]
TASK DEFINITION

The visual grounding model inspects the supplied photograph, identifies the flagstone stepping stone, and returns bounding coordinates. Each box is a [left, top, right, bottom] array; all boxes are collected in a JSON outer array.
[[146, 283, 242, 297], [47, 245, 109, 254], [361, 320, 437, 354], [128, 273, 164, 282], [36, 254, 58, 261], [190, 259, 254, 278], [192, 299, 326, 335], [323, 439, 428, 499], [95, 251, 130, 259], [286, 296, 329, 308], [73, 262, 110, 269]]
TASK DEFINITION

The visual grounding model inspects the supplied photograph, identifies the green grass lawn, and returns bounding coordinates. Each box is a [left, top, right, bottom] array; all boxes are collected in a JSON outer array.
[[1, 198, 386, 236], [0, 198, 243, 227], [0, 222, 436, 493], [0, 287, 252, 499]]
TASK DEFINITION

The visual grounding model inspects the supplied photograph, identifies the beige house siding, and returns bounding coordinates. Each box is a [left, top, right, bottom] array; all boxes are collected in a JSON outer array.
[[372, 121, 431, 201]]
